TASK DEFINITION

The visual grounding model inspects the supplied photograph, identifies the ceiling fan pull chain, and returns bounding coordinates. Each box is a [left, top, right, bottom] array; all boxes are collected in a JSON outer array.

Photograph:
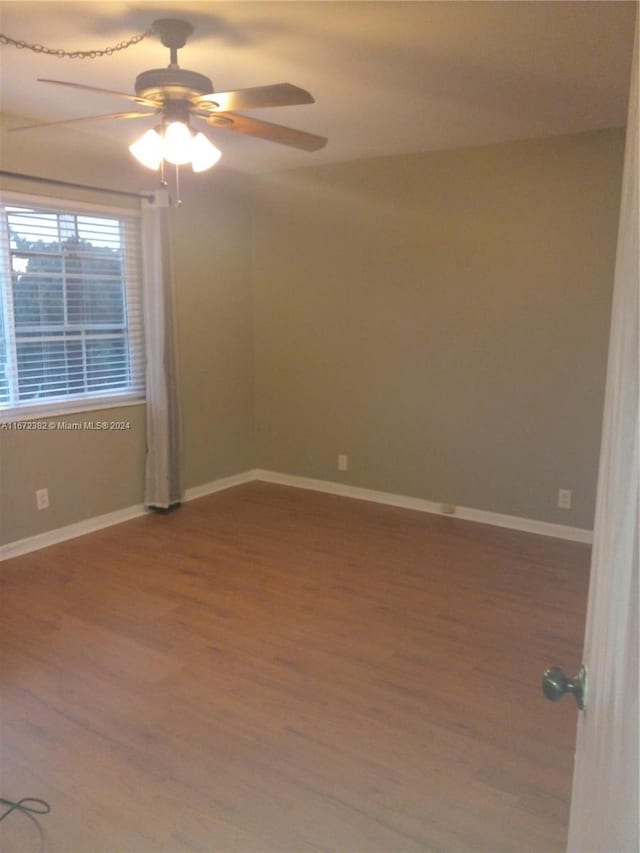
[[0, 29, 153, 59]]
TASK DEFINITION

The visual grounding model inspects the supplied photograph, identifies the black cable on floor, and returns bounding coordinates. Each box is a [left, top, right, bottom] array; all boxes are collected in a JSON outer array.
[[0, 797, 51, 822]]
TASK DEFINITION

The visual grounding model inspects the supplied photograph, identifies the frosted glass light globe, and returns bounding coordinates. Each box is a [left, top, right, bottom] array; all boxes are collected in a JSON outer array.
[[162, 122, 194, 165]]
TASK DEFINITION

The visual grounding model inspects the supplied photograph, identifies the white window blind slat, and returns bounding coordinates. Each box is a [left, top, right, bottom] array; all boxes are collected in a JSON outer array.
[[0, 197, 145, 417]]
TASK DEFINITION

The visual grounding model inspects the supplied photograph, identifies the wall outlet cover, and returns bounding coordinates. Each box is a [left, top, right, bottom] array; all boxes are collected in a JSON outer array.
[[558, 489, 572, 509], [36, 488, 50, 510]]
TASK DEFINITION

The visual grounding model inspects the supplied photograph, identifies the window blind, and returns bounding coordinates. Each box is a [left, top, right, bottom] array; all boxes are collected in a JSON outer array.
[[0, 197, 145, 417]]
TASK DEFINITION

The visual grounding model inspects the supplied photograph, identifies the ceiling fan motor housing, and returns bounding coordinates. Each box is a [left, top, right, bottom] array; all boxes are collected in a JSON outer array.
[[134, 68, 214, 103]]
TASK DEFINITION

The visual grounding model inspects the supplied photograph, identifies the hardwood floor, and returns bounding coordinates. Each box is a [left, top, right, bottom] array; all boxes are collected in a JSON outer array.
[[0, 483, 590, 852]]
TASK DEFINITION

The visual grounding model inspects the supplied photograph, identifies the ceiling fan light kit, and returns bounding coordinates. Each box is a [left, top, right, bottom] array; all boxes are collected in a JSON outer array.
[[129, 124, 222, 172], [5, 16, 327, 197]]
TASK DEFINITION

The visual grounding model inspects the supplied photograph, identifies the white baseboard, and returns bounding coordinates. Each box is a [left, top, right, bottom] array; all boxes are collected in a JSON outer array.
[[0, 467, 592, 561], [184, 470, 256, 502], [0, 471, 256, 561], [253, 469, 594, 544], [0, 503, 148, 561]]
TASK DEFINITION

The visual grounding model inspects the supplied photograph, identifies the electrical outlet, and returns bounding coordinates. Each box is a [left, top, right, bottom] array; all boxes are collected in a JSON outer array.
[[36, 488, 50, 510], [338, 454, 348, 471], [558, 489, 572, 510]]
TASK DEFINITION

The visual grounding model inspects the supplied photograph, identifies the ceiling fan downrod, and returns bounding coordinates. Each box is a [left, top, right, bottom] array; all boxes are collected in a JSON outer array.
[[135, 20, 212, 103]]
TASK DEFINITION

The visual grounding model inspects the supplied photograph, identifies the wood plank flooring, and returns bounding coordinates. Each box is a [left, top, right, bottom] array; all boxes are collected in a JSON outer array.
[[0, 482, 590, 852]]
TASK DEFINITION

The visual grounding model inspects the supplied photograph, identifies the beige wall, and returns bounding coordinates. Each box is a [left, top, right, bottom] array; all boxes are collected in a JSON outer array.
[[170, 171, 254, 487], [0, 126, 254, 545], [0, 406, 147, 543], [251, 130, 625, 529], [0, 126, 625, 545]]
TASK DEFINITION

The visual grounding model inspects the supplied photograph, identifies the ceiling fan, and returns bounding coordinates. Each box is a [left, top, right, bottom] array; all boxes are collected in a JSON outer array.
[[10, 18, 328, 170]]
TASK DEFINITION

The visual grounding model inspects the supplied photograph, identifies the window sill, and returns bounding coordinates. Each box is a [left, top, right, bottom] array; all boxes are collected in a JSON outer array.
[[0, 396, 146, 425]]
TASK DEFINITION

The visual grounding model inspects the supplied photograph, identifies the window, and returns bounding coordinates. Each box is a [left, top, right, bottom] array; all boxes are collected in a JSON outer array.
[[0, 195, 144, 418]]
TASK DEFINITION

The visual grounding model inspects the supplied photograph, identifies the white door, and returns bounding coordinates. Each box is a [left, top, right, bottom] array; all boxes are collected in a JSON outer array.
[[566, 16, 638, 853]]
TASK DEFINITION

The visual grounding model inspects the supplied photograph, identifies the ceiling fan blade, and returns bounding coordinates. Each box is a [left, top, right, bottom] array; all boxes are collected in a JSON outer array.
[[205, 112, 327, 151], [37, 78, 158, 107], [198, 83, 314, 112], [8, 112, 156, 133]]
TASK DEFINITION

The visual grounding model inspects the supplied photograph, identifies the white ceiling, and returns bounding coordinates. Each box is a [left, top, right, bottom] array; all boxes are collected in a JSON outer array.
[[0, 1, 636, 174]]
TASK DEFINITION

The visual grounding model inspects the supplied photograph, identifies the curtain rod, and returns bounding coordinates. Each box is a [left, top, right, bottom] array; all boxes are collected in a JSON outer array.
[[0, 170, 155, 201]]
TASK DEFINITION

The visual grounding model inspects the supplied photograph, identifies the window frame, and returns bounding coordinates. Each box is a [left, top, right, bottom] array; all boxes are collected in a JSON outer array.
[[0, 191, 145, 423]]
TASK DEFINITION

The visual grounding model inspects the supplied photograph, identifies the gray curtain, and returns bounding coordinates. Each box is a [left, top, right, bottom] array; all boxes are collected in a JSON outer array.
[[141, 188, 183, 509]]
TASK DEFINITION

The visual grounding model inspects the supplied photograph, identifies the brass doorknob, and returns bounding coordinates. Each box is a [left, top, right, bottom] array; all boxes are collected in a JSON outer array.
[[542, 665, 586, 710]]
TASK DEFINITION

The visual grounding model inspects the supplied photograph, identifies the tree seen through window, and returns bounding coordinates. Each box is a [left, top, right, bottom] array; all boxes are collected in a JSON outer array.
[[3, 208, 131, 402]]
